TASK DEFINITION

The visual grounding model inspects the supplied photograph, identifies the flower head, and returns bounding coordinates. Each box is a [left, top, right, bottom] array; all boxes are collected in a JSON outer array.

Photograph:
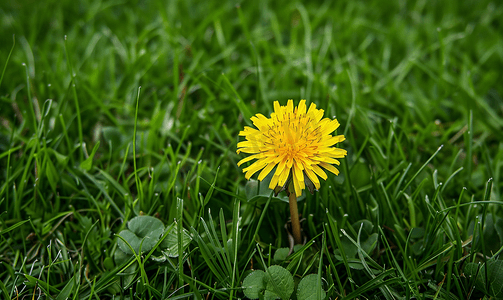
[[237, 99, 347, 197]]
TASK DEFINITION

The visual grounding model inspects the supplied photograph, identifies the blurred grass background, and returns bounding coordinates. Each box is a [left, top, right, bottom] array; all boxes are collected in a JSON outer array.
[[1, 0, 503, 299]]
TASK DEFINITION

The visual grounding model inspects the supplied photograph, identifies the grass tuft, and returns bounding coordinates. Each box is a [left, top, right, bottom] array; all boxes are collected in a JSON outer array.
[[1, 0, 503, 299]]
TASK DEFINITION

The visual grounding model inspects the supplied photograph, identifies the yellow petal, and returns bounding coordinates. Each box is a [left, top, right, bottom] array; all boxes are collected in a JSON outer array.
[[239, 126, 259, 136], [286, 158, 294, 169], [297, 100, 307, 116], [274, 101, 281, 113], [236, 147, 262, 154], [293, 162, 304, 182], [292, 174, 303, 197], [287, 99, 294, 114], [321, 157, 340, 165], [258, 162, 276, 181], [307, 102, 317, 115], [320, 135, 345, 147], [320, 162, 340, 176], [312, 165, 328, 180], [276, 158, 287, 174], [304, 167, 321, 190], [237, 154, 261, 166], [278, 167, 291, 186], [320, 119, 340, 135], [237, 141, 259, 149], [243, 160, 268, 179], [269, 174, 280, 189]]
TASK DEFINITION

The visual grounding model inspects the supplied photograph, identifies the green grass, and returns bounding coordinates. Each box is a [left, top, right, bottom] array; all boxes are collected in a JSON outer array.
[[1, 0, 503, 299]]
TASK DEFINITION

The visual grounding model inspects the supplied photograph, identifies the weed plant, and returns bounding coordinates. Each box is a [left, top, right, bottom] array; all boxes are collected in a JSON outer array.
[[1, 0, 503, 299]]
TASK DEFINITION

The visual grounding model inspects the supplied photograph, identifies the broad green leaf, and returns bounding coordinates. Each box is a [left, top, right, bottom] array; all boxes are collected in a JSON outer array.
[[117, 215, 164, 254], [242, 270, 266, 299], [103, 257, 114, 270], [464, 259, 503, 298], [361, 233, 378, 254], [352, 219, 374, 235], [273, 247, 290, 262], [113, 246, 138, 290], [265, 265, 294, 300], [482, 214, 502, 254], [264, 289, 281, 300], [114, 247, 130, 265], [334, 219, 378, 269], [119, 261, 138, 289], [297, 274, 326, 300], [334, 236, 358, 259], [159, 225, 192, 257], [242, 266, 294, 300]]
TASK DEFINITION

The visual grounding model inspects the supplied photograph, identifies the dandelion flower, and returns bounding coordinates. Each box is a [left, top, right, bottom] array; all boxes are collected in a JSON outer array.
[[237, 99, 347, 197]]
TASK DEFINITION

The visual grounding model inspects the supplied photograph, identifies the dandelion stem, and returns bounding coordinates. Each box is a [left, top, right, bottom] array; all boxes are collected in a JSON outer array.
[[288, 192, 302, 245]]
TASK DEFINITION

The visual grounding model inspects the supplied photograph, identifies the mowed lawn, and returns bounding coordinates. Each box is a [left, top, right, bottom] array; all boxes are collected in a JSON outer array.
[[1, 0, 503, 299]]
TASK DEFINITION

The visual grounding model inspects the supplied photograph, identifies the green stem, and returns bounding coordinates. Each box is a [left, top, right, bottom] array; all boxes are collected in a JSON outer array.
[[288, 192, 302, 245]]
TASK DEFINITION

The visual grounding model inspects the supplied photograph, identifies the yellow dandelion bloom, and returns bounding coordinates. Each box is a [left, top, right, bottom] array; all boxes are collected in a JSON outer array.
[[236, 99, 347, 197]]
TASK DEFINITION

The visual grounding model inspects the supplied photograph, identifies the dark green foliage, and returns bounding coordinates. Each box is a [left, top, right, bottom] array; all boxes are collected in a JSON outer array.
[[1, 0, 503, 299]]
